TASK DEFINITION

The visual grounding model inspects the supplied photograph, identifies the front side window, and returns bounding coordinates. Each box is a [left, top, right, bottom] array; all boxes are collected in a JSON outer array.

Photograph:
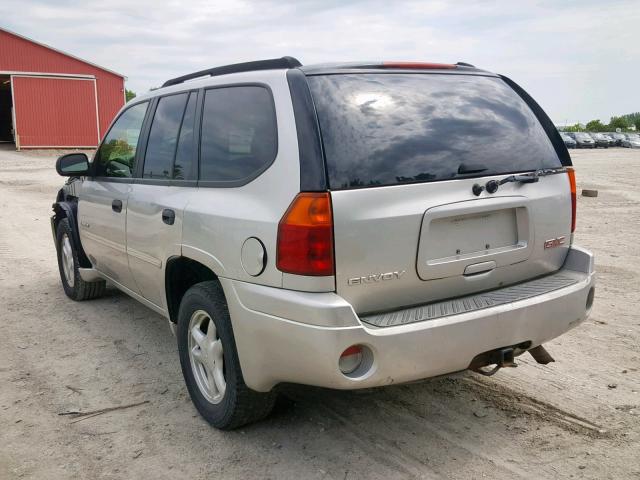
[[94, 102, 148, 178], [143, 93, 189, 179], [200, 86, 277, 183]]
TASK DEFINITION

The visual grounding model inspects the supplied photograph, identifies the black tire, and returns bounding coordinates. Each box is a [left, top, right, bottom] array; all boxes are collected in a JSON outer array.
[[55, 218, 106, 301], [177, 281, 276, 429]]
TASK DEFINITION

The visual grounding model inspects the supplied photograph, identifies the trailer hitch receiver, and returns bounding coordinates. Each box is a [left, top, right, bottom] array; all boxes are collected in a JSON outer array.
[[471, 347, 518, 376]]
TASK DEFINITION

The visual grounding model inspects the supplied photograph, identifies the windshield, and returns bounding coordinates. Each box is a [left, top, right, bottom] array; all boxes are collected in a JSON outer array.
[[308, 73, 561, 189]]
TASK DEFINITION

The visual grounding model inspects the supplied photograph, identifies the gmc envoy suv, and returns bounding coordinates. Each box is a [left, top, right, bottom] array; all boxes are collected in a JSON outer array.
[[52, 57, 595, 429]]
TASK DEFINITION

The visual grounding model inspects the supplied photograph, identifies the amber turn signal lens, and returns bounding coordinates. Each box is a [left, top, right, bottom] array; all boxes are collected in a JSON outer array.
[[276, 192, 334, 276]]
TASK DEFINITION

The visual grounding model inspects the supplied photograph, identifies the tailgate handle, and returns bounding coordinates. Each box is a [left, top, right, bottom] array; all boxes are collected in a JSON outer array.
[[464, 261, 496, 276]]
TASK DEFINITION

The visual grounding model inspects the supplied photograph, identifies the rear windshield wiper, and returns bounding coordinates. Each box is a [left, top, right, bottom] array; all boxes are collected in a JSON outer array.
[[472, 168, 566, 196]]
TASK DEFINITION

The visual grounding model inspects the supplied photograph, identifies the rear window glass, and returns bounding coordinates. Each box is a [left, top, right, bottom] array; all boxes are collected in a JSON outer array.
[[200, 86, 277, 184], [307, 74, 561, 189]]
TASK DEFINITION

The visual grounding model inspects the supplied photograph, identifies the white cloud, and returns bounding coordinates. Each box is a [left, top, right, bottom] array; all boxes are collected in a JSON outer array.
[[1, 0, 638, 123]]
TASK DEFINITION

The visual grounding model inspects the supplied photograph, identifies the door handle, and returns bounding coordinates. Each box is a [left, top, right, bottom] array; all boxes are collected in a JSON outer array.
[[112, 199, 123, 213], [162, 209, 176, 225]]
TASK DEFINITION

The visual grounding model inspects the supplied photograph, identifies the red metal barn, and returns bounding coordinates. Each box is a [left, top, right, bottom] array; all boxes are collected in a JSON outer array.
[[0, 27, 125, 149]]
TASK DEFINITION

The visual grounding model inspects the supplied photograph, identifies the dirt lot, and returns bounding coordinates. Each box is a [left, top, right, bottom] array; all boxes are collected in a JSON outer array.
[[0, 145, 638, 479]]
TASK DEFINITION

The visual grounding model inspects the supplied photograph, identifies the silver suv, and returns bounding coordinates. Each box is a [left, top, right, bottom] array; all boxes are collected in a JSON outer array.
[[52, 57, 595, 429]]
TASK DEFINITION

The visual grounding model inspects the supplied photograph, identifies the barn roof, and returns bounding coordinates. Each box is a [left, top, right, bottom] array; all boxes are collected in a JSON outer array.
[[0, 26, 126, 79]]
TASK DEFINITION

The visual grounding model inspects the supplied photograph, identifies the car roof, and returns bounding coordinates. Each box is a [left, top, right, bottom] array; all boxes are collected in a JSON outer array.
[[298, 61, 494, 76], [132, 57, 503, 107]]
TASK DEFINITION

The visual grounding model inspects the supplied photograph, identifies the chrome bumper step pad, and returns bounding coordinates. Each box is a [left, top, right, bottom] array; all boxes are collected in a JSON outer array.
[[361, 272, 579, 328]]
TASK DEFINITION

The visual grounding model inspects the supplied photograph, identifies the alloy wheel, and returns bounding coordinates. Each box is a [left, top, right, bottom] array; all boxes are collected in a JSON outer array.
[[187, 309, 226, 404], [61, 234, 75, 288]]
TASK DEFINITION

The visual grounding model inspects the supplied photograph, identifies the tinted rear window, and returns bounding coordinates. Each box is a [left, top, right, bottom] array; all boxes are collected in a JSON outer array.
[[200, 86, 277, 184], [307, 73, 561, 189]]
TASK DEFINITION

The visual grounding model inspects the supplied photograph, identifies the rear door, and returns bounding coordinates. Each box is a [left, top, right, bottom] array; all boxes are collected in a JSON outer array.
[[307, 72, 572, 314], [79, 101, 149, 292], [126, 91, 198, 309]]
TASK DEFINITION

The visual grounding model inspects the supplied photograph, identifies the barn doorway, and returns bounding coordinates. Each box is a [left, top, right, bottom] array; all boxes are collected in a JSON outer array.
[[0, 75, 15, 144]]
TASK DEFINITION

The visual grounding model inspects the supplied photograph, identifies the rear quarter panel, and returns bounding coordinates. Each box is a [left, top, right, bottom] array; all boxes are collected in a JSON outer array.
[[181, 70, 300, 288]]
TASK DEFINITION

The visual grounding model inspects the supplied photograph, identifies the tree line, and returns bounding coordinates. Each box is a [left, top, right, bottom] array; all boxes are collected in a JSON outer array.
[[561, 112, 639, 132]]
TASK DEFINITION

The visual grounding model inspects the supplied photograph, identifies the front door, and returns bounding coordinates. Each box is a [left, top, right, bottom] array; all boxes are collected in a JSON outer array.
[[126, 91, 198, 308], [79, 101, 150, 292]]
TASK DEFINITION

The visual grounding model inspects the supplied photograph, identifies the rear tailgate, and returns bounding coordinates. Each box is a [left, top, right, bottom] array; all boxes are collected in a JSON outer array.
[[307, 71, 572, 314], [330, 174, 571, 314]]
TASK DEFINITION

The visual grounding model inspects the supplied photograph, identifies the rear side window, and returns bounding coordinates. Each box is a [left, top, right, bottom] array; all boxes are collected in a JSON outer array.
[[94, 101, 148, 178], [307, 74, 561, 189], [200, 86, 277, 183], [143, 93, 188, 179], [174, 92, 197, 180]]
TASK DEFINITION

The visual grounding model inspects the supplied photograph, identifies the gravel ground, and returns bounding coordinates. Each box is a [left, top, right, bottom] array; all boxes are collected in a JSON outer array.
[[0, 145, 638, 479]]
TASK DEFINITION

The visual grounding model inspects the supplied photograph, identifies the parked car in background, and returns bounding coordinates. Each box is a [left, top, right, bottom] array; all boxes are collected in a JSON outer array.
[[590, 133, 610, 148], [568, 132, 595, 148], [622, 133, 640, 148], [601, 134, 615, 147], [609, 133, 627, 146], [560, 132, 576, 148]]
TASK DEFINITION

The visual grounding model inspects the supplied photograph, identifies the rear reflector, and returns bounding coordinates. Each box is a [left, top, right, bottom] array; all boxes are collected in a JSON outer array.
[[339, 345, 363, 374], [567, 168, 577, 232], [382, 61, 456, 70], [277, 192, 334, 276]]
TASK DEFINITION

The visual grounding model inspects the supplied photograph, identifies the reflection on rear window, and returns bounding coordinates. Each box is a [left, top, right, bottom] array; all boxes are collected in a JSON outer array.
[[307, 74, 561, 189]]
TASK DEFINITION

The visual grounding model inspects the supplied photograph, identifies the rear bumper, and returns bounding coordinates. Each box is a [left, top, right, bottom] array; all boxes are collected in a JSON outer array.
[[222, 246, 595, 392]]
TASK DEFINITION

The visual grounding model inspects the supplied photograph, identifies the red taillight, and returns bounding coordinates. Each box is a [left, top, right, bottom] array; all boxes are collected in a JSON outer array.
[[382, 61, 456, 69], [567, 168, 577, 232], [277, 192, 334, 276]]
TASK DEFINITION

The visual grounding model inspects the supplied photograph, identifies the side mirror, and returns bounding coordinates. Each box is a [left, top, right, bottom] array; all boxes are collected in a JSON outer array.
[[56, 153, 90, 176]]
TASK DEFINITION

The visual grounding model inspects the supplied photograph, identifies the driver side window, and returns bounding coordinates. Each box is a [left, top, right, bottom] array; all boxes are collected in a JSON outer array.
[[94, 101, 148, 178]]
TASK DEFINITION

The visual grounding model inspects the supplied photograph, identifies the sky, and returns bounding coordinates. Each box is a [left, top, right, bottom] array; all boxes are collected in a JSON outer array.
[[1, 0, 638, 125]]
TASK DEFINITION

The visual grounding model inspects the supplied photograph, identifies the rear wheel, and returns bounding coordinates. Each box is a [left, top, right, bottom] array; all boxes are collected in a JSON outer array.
[[177, 281, 275, 429], [56, 218, 106, 301]]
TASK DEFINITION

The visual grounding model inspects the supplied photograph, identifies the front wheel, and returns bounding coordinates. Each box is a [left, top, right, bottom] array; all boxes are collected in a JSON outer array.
[[177, 281, 275, 429], [56, 218, 106, 301]]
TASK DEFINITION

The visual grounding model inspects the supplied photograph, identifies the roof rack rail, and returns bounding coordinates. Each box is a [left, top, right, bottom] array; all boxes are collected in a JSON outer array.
[[456, 62, 476, 67], [162, 56, 302, 88]]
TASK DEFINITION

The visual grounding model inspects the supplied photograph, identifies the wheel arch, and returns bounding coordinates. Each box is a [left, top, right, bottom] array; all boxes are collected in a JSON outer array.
[[165, 255, 222, 324], [52, 197, 91, 268]]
